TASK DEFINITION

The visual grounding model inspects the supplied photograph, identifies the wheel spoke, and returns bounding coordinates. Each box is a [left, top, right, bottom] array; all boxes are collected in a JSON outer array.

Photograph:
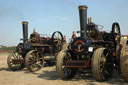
[[57, 33, 60, 39], [54, 35, 57, 39], [29, 57, 34, 61], [12, 53, 17, 59], [28, 61, 34, 65], [32, 53, 35, 58], [28, 58, 35, 64], [104, 52, 109, 58]]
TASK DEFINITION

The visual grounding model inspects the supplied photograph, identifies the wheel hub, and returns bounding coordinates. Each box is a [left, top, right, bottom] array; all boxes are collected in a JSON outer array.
[[101, 57, 106, 63]]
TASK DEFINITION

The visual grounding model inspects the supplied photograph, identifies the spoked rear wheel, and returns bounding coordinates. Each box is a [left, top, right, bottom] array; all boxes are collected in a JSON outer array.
[[7, 51, 24, 71], [92, 48, 113, 81], [25, 50, 44, 72], [56, 50, 77, 79]]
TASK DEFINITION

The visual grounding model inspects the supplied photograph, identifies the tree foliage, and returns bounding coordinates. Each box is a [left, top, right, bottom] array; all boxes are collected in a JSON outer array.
[[0, 45, 16, 51]]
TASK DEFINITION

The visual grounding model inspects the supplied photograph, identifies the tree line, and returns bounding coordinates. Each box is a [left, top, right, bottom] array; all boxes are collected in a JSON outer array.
[[0, 45, 16, 51]]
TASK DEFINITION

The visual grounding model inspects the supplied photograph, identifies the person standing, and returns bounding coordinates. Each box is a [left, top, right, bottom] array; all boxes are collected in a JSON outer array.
[[63, 36, 67, 43], [72, 31, 77, 40]]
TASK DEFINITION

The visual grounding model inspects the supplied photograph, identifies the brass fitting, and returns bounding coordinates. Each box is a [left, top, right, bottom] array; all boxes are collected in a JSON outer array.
[[78, 5, 88, 10], [22, 21, 28, 24]]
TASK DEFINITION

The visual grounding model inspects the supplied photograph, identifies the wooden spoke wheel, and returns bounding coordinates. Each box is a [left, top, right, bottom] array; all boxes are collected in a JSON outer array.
[[7, 51, 25, 71], [56, 49, 77, 79], [25, 50, 44, 72], [92, 48, 113, 81], [52, 31, 63, 49]]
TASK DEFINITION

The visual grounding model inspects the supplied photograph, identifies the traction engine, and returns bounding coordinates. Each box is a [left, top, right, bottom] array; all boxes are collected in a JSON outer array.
[[7, 22, 64, 72], [56, 5, 121, 81]]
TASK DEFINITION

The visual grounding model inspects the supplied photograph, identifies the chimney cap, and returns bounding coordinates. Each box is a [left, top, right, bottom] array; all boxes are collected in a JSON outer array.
[[78, 5, 88, 10], [22, 21, 28, 24]]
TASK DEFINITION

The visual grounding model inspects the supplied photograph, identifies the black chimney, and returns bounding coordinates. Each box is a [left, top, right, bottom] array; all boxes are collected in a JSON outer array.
[[78, 5, 88, 39], [22, 21, 28, 43]]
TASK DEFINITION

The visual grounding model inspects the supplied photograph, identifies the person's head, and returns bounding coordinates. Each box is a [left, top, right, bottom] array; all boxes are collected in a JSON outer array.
[[73, 31, 75, 34], [64, 36, 66, 38]]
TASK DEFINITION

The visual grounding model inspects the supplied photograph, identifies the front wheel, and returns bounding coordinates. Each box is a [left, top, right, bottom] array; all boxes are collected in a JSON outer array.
[[25, 50, 44, 72], [56, 49, 77, 79], [7, 51, 25, 71], [92, 48, 113, 81], [120, 44, 128, 81]]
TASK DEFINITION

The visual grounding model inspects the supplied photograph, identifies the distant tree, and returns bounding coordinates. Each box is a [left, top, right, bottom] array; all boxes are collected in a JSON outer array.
[[0, 45, 16, 51]]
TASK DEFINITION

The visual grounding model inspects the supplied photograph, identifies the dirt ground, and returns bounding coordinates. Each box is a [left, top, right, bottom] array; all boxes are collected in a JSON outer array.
[[0, 53, 127, 85]]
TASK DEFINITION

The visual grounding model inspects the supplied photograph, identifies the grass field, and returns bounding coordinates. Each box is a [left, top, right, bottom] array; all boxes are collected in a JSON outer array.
[[0, 52, 9, 56]]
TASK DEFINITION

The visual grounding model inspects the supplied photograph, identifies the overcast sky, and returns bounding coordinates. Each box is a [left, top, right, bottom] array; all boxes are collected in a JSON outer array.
[[0, 0, 128, 46]]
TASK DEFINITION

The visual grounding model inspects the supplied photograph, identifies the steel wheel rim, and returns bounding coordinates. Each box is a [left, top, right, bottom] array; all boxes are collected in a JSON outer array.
[[28, 51, 43, 71]]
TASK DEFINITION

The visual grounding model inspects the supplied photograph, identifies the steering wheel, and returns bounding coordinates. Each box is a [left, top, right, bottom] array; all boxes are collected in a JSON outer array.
[[112, 22, 121, 45], [51, 31, 63, 48]]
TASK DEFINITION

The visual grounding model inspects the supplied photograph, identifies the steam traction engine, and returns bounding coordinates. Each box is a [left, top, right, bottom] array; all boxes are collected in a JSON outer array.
[[7, 22, 64, 72], [56, 5, 121, 81]]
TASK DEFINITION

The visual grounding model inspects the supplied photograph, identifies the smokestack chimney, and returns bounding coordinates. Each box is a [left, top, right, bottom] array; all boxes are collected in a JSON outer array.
[[78, 5, 88, 39], [22, 21, 28, 43]]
